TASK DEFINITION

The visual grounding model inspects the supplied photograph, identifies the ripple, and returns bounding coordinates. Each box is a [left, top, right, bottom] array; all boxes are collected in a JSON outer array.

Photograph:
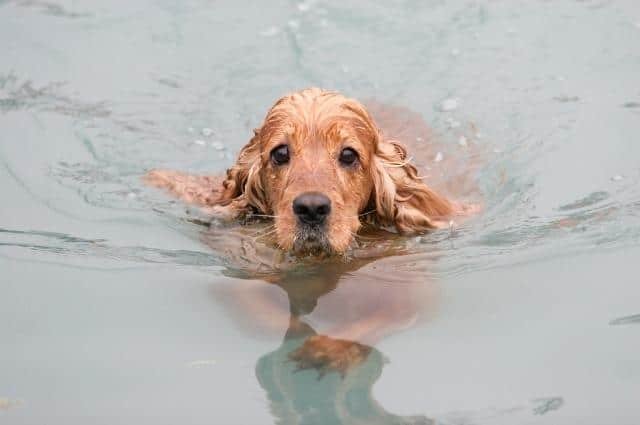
[[532, 397, 564, 415], [622, 101, 640, 109], [10, 0, 90, 18], [0, 227, 222, 268], [609, 313, 640, 326], [0, 73, 110, 117]]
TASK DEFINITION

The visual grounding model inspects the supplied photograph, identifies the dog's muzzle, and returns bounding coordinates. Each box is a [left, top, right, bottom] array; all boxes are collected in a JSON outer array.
[[291, 192, 333, 254]]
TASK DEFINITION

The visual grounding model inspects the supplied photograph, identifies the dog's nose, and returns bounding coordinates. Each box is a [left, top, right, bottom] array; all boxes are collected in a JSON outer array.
[[292, 192, 331, 225]]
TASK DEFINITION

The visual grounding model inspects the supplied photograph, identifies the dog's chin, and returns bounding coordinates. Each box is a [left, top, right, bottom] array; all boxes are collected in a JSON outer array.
[[292, 226, 334, 257]]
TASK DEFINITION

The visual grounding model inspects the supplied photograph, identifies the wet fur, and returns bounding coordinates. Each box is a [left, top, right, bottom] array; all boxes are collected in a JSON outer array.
[[145, 88, 468, 254]]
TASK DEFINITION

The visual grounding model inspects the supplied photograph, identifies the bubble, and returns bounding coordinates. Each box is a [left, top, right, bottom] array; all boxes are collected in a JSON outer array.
[[288, 20, 300, 30], [439, 98, 459, 112], [201, 127, 213, 137], [445, 117, 461, 129], [297, 2, 310, 12], [187, 359, 217, 368], [260, 26, 280, 37]]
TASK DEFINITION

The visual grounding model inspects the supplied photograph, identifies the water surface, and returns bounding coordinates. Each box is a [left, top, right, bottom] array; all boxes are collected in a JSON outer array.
[[1, 1, 640, 424]]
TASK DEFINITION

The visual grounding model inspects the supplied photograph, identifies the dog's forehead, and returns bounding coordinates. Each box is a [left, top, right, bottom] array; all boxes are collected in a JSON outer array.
[[259, 90, 378, 157], [263, 116, 371, 148]]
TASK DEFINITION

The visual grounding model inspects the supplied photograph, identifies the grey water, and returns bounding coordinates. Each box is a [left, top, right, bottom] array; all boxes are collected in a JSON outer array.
[[1, 1, 640, 424]]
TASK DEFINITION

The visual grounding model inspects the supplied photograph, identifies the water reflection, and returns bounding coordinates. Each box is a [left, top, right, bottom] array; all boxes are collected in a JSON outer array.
[[209, 232, 438, 425], [256, 324, 432, 425]]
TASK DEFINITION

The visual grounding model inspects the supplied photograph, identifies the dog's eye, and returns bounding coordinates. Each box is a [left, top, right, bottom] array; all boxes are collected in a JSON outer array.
[[270, 144, 290, 165], [339, 148, 358, 166]]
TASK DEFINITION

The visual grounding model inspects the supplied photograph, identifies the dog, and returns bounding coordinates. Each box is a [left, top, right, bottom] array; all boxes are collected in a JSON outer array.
[[145, 88, 479, 382], [145, 87, 472, 257]]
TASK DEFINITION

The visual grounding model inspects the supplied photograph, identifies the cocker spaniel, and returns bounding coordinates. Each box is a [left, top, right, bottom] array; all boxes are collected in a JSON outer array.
[[145, 87, 470, 255]]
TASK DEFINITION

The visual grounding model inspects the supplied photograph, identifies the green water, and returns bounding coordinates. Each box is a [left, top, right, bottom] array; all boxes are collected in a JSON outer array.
[[1, 1, 640, 424]]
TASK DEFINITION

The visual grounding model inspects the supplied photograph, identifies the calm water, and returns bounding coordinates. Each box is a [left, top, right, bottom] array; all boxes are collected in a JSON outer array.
[[2, 1, 640, 424]]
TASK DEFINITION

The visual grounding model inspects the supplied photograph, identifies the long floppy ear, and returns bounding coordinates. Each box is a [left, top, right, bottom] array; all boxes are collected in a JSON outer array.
[[212, 129, 269, 218], [370, 138, 456, 232], [144, 129, 268, 220]]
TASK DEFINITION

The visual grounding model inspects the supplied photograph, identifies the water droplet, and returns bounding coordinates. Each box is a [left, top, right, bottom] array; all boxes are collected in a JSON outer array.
[[445, 117, 461, 129], [187, 359, 217, 368], [297, 2, 310, 12], [458, 136, 468, 147], [439, 98, 459, 112], [260, 26, 280, 37], [288, 20, 300, 30], [193, 139, 206, 146], [211, 141, 225, 150], [127, 192, 137, 199], [434, 152, 443, 162], [451, 48, 460, 56], [201, 127, 213, 137], [187, 127, 195, 133], [611, 174, 624, 182]]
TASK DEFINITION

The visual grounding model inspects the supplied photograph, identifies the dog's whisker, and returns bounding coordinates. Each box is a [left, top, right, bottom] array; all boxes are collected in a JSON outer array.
[[253, 227, 277, 238], [351, 233, 379, 241], [357, 209, 376, 218], [247, 224, 276, 238], [253, 231, 278, 243], [249, 213, 280, 219]]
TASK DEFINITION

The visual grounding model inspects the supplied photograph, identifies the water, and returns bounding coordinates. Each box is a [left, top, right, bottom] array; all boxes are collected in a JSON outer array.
[[1, 0, 640, 423]]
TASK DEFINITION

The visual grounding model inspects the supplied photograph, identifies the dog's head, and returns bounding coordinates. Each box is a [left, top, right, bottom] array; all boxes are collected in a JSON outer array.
[[216, 88, 455, 255]]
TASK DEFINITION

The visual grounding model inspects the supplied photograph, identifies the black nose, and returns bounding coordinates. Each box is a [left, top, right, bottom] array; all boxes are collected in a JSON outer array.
[[292, 192, 331, 225]]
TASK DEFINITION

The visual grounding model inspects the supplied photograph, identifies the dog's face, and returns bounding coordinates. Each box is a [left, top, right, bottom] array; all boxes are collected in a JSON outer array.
[[259, 91, 377, 254], [217, 88, 456, 256]]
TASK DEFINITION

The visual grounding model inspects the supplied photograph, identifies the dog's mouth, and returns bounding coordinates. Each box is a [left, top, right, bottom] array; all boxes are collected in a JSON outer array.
[[292, 225, 333, 256]]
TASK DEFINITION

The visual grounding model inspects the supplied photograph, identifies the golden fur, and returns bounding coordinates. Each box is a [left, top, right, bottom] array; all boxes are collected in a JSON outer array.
[[145, 88, 467, 255]]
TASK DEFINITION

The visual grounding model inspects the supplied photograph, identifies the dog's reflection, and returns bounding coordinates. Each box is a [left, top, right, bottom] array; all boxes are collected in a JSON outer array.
[[256, 319, 431, 425], [210, 238, 437, 425]]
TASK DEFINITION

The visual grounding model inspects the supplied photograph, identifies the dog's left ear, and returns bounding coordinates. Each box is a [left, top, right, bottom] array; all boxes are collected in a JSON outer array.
[[215, 129, 269, 218], [370, 138, 456, 232]]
